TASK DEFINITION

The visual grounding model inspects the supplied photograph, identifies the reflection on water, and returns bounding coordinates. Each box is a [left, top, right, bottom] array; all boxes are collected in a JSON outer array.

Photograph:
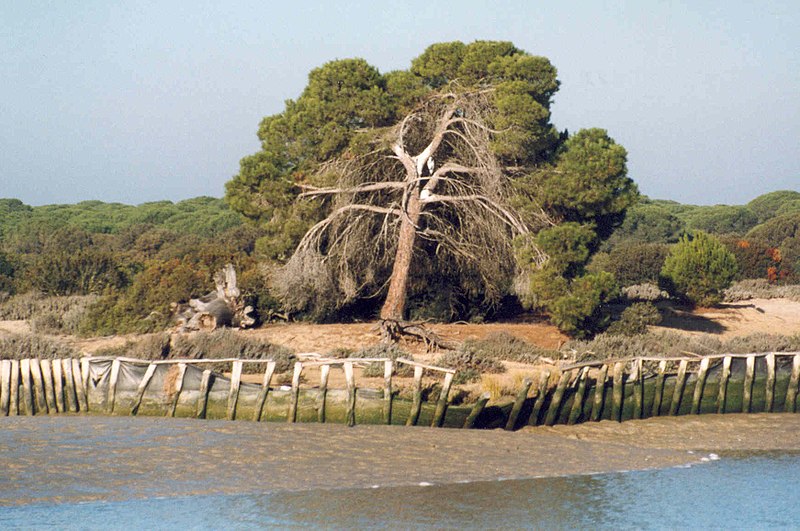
[[3, 453, 800, 529]]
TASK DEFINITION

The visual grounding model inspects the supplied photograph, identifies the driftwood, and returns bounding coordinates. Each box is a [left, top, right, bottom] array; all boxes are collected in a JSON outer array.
[[378, 319, 456, 351], [174, 264, 256, 332]]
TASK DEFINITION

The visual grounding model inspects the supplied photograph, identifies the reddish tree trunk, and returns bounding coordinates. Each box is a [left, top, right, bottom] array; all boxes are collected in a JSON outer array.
[[380, 188, 422, 321]]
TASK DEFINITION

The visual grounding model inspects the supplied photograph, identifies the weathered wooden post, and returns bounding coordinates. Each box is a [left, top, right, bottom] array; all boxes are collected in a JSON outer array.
[[226, 360, 243, 420], [691, 357, 710, 415], [632, 359, 643, 420], [742, 356, 755, 413], [717, 356, 732, 414], [529, 370, 551, 425], [9, 359, 19, 415], [52, 359, 65, 413], [611, 362, 625, 422], [669, 359, 688, 416], [569, 368, 589, 425], [344, 361, 356, 427], [167, 363, 187, 417], [652, 360, 667, 417], [20, 359, 33, 415], [40, 359, 57, 413], [431, 372, 454, 428], [463, 392, 491, 429], [786, 354, 800, 413], [30, 359, 47, 414], [287, 361, 303, 423], [383, 360, 393, 425], [406, 365, 424, 427], [131, 363, 157, 416], [316, 364, 330, 423], [765, 353, 776, 412], [545, 370, 572, 426], [107, 358, 121, 414], [0, 359, 10, 416], [506, 378, 533, 430], [197, 369, 213, 419], [253, 361, 276, 422], [591, 365, 608, 421], [74, 359, 88, 412], [61, 359, 77, 413]]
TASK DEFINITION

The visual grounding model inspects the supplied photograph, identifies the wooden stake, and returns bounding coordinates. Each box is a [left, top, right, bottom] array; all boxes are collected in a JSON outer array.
[[432, 372, 454, 428], [344, 361, 356, 427], [131, 363, 157, 416], [75, 359, 88, 412], [10, 360, 19, 415], [742, 356, 755, 413], [30, 359, 47, 414], [62, 359, 78, 413], [717, 356, 731, 414], [107, 358, 121, 414], [406, 365, 424, 426], [691, 358, 710, 415], [20, 359, 33, 415], [632, 359, 643, 420], [167, 363, 187, 417], [545, 370, 572, 426], [463, 392, 491, 429], [786, 355, 800, 413], [287, 361, 303, 423], [506, 378, 533, 430], [197, 369, 213, 419], [0, 360, 10, 416], [568, 368, 589, 425], [40, 359, 57, 414], [611, 362, 625, 422], [652, 360, 667, 417], [227, 360, 243, 420], [669, 359, 688, 416], [316, 364, 330, 423], [52, 359, 64, 413], [765, 353, 776, 413], [253, 361, 276, 422], [383, 360, 393, 425], [591, 365, 608, 422], [529, 370, 551, 426]]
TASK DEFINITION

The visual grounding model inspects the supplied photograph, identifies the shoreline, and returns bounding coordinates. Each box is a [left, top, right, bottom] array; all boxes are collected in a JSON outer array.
[[3, 414, 799, 505]]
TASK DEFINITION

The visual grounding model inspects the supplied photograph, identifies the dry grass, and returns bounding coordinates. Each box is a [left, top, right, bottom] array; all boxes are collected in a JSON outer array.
[[0, 292, 98, 334], [724, 279, 800, 302], [0, 333, 78, 360]]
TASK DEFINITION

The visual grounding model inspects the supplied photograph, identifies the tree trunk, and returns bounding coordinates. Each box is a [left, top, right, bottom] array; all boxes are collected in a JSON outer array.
[[380, 186, 422, 320]]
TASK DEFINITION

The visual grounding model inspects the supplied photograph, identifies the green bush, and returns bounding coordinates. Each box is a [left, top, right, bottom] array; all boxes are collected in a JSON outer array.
[[545, 271, 619, 338], [660, 232, 738, 306], [607, 302, 662, 336], [605, 242, 670, 286]]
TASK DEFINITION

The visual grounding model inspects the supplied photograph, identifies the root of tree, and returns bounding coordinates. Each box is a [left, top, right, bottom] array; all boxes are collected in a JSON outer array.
[[378, 319, 456, 352]]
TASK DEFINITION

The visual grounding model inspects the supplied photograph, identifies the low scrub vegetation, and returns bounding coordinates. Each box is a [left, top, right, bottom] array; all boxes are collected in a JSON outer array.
[[0, 333, 78, 360]]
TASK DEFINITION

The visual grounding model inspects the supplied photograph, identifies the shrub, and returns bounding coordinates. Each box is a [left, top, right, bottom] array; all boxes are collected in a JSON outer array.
[[723, 279, 800, 303], [0, 333, 78, 359], [621, 283, 670, 301], [747, 190, 800, 223], [682, 205, 759, 235], [169, 330, 296, 373], [545, 272, 619, 337], [459, 332, 549, 364], [660, 232, 738, 306], [605, 242, 670, 286], [0, 292, 98, 335], [607, 302, 662, 336], [348, 343, 414, 377], [436, 347, 506, 375]]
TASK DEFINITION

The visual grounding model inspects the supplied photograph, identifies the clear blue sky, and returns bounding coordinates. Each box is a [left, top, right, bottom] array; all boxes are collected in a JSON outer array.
[[1, 1, 798, 206]]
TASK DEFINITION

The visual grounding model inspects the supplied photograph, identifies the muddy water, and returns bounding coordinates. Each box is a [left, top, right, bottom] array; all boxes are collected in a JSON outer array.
[[2, 415, 800, 528]]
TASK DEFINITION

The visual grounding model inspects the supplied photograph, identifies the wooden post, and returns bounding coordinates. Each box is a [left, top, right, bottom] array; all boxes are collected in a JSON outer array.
[[0, 360, 10, 416], [52, 359, 64, 413], [717, 356, 731, 414], [40, 359, 57, 414], [463, 392, 491, 429], [287, 361, 303, 423], [406, 365, 424, 426], [253, 361, 276, 422], [652, 360, 667, 417], [691, 358, 710, 415], [765, 353, 776, 413], [632, 359, 643, 420], [529, 370, 551, 426], [591, 365, 608, 422], [669, 359, 688, 416], [167, 363, 187, 417], [316, 364, 330, 423], [344, 361, 356, 427], [742, 356, 755, 413], [30, 359, 47, 414], [197, 369, 213, 419], [432, 372, 454, 428], [20, 359, 33, 415], [131, 363, 157, 416], [75, 359, 88, 412], [107, 358, 121, 414], [545, 370, 572, 426], [383, 360, 393, 425], [227, 360, 243, 420], [568, 368, 589, 425], [611, 362, 625, 422], [62, 359, 78, 413], [9, 360, 19, 415], [785, 354, 800, 413], [506, 378, 533, 430]]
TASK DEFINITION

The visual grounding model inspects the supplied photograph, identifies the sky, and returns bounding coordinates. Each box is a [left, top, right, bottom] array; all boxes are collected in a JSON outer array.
[[1, 1, 798, 207]]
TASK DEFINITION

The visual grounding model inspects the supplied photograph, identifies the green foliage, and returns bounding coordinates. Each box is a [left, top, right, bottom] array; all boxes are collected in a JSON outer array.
[[607, 302, 662, 336], [604, 202, 685, 247], [660, 232, 738, 306], [604, 242, 670, 286], [533, 223, 596, 276], [20, 249, 127, 296], [544, 272, 619, 337], [747, 190, 800, 223], [682, 205, 759, 235]]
